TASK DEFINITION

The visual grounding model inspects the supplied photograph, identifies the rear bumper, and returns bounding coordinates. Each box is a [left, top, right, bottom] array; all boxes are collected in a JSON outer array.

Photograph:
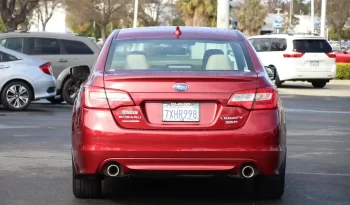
[[32, 74, 56, 100], [282, 70, 336, 81], [72, 108, 286, 177]]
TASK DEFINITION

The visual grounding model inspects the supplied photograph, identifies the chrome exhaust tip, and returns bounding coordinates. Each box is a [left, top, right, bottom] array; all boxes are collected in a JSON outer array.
[[241, 165, 255, 179], [105, 164, 120, 177]]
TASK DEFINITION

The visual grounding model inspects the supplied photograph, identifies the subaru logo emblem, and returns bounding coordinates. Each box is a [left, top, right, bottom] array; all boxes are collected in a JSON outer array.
[[172, 83, 189, 92]]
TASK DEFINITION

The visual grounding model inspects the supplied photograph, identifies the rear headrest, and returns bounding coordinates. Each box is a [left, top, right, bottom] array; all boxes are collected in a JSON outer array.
[[124, 54, 149, 70], [206, 55, 233, 70]]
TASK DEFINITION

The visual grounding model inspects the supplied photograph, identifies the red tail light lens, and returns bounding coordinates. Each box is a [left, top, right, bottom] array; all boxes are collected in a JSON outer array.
[[40, 62, 53, 75], [283, 52, 305, 58], [325, 52, 336, 58], [82, 86, 134, 109], [228, 88, 278, 110]]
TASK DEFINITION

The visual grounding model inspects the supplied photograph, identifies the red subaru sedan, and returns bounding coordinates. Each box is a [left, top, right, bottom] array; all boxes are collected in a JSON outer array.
[[71, 26, 287, 199]]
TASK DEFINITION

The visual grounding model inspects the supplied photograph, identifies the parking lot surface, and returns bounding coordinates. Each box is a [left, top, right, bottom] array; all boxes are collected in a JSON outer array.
[[0, 95, 349, 205]]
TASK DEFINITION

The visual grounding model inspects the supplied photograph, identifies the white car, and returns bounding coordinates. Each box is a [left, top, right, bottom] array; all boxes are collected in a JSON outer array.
[[248, 34, 336, 88], [0, 46, 56, 111]]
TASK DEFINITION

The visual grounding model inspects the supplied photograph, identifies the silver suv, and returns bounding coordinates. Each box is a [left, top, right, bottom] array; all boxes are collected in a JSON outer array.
[[0, 31, 101, 105]]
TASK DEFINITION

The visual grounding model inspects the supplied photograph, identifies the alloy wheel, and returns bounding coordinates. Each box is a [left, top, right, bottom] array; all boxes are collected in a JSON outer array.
[[6, 85, 30, 109]]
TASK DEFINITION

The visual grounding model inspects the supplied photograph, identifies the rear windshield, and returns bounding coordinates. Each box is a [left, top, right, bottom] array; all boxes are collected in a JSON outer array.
[[293, 39, 332, 53], [105, 38, 254, 72]]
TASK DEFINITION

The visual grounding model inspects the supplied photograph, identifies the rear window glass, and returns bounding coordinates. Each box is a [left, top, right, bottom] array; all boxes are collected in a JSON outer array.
[[293, 39, 332, 53], [105, 39, 254, 72]]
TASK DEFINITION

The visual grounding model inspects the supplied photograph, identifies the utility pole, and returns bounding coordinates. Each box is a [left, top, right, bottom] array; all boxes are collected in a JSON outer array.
[[133, 0, 139, 28], [311, 0, 314, 33], [289, 0, 293, 28], [217, 0, 230, 29], [320, 0, 327, 37]]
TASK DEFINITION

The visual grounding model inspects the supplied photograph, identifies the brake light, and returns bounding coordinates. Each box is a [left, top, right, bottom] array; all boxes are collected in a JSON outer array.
[[82, 86, 134, 109], [40, 62, 53, 75], [228, 88, 278, 110], [283, 52, 305, 58], [325, 52, 336, 58]]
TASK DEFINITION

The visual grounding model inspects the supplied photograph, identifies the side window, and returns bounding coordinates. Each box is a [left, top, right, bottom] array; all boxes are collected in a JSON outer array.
[[0, 52, 18, 62], [270, 38, 287, 51], [4, 38, 24, 53], [0, 39, 7, 47], [251, 38, 271, 52], [61, 40, 94, 54], [27, 38, 61, 55]]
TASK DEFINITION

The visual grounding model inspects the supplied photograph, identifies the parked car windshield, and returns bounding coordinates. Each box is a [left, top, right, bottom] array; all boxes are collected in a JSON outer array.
[[105, 38, 254, 72]]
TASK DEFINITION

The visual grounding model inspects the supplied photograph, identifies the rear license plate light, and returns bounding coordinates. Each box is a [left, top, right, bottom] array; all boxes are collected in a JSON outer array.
[[162, 102, 200, 122]]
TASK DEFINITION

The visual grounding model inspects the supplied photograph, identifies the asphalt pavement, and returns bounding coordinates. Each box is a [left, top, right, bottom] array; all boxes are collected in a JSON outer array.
[[0, 95, 349, 205]]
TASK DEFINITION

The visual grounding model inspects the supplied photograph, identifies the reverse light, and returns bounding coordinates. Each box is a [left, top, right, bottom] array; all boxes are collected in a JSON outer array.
[[82, 86, 134, 109], [325, 52, 336, 58], [228, 88, 278, 110], [39, 62, 53, 75], [283, 52, 304, 58]]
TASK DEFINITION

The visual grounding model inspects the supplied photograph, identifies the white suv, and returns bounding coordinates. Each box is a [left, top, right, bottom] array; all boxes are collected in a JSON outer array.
[[248, 34, 336, 88]]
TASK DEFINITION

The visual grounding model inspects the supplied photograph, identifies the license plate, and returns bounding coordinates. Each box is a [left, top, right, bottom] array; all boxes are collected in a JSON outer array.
[[162, 102, 200, 122], [310, 61, 319, 67]]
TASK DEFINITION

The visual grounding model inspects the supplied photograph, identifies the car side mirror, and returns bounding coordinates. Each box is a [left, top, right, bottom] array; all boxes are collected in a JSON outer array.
[[265, 66, 276, 81], [70, 65, 90, 81]]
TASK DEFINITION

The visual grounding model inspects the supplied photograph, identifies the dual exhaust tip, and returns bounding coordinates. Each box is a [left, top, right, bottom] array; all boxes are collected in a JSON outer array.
[[103, 162, 256, 178], [103, 163, 121, 177]]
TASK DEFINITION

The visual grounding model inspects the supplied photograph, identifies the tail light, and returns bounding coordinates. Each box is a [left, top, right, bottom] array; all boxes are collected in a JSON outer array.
[[283, 52, 304, 58], [228, 87, 278, 110], [40, 62, 53, 75], [325, 52, 336, 58], [81, 86, 134, 109]]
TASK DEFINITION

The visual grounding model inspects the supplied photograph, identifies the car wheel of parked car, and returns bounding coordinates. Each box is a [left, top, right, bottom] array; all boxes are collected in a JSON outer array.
[[1, 81, 32, 111], [62, 77, 79, 105], [312, 81, 327, 88], [46, 96, 64, 104], [253, 156, 286, 199], [72, 160, 102, 198], [274, 73, 283, 88]]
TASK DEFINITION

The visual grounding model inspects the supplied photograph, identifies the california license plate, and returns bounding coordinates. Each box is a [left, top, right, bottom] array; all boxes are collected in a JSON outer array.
[[310, 61, 319, 67], [162, 102, 200, 122]]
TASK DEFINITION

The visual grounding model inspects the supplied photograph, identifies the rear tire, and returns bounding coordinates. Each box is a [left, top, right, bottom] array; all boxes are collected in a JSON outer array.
[[312, 81, 327, 88], [253, 157, 286, 199], [274, 73, 283, 88], [72, 160, 102, 198], [62, 77, 79, 105], [1, 81, 32, 111]]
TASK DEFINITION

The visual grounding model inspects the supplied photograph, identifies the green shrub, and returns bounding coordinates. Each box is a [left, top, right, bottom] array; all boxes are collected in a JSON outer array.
[[335, 63, 350, 80]]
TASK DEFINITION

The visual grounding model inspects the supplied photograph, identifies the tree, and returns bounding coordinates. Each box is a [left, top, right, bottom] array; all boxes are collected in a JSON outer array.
[[34, 0, 63, 31], [236, 0, 268, 36], [66, 0, 126, 42], [136, 0, 169, 27], [0, 18, 6, 32], [176, 0, 216, 27], [326, 0, 350, 47], [0, 0, 39, 31], [282, 13, 299, 33]]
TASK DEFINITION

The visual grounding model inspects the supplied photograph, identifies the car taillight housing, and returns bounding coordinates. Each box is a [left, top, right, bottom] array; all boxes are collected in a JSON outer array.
[[228, 87, 278, 110], [81, 86, 134, 109], [40, 62, 53, 75], [283, 51, 305, 58], [325, 52, 336, 58]]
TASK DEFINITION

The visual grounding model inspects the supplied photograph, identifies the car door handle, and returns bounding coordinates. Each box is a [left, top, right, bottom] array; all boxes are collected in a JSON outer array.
[[0, 65, 10, 69], [58, 59, 68, 62]]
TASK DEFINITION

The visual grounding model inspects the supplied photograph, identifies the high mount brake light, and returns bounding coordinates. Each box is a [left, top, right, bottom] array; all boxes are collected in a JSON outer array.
[[228, 87, 278, 110], [174, 26, 182, 39], [82, 86, 134, 109]]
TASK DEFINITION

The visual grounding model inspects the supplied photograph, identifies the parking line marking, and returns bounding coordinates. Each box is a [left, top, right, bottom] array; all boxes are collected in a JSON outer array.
[[288, 172, 350, 177], [286, 109, 350, 114]]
